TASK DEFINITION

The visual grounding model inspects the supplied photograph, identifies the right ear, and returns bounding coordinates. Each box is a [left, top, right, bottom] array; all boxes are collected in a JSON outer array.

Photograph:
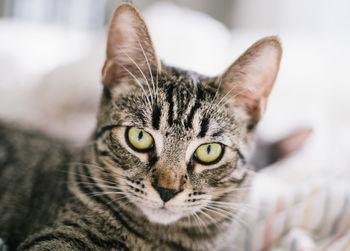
[[217, 37, 282, 122], [102, 3, 161, 88]]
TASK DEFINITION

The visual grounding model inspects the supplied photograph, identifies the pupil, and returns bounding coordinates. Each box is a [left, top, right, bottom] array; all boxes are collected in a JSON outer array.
[[207, 145, 211, 154], [138, 131, 143, 141]]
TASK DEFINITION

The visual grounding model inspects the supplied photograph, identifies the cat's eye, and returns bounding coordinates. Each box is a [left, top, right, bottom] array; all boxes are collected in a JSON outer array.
[[126, 127, 154, 151], [194, 143, 223, 164]]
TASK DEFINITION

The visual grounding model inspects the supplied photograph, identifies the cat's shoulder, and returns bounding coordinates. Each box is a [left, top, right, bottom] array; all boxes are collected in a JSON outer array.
[[0, 120, 77, 164], [0, 120, 58, 144]]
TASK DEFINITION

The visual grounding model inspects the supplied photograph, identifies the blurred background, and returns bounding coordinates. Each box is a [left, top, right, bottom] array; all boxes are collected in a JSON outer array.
[[1, 0, 350, 32], [0, 0, 349, 156]]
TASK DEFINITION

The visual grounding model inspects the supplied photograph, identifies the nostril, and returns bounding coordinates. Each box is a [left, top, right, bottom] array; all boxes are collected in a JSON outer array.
[[153, 185, 181, 203]]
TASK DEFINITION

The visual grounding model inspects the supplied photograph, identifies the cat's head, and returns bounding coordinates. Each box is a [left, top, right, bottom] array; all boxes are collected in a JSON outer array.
[[94, 3, 281, 225]]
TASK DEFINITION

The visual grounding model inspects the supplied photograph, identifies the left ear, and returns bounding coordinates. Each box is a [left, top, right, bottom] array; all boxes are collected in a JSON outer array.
[[218, 37, 282, 121], [102, 3, 161, 88]]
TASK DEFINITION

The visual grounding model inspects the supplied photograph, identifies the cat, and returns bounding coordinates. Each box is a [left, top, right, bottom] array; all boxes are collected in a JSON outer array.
[[0, 3, 282, 250]]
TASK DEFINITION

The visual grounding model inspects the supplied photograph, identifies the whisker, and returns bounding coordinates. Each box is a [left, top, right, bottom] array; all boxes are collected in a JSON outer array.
[[212, 78, 223, 104], [189, 212, 202, 232], [85, 191, 126, 198], [218, 84, 258, 111], [65, 169, 119, 186], [118, 47, 154, 105], [215, 82, 240, 107], [156, 68, 159, 101], [75, 182, 122, 191], [106, 195, 129, 206], [205, 203, 241, 212], [118, 63, 152, 110], [71, 162, 127, 181], [191, 211, 206, 232], [207, 200, 258, 210], [206, 77, 223, 116], [137, 40, 156, 100], [203, 206, 233, 221], [198, 209, 219, 229], [202, 204, 250, 229], [230, 213, 250, 229], [206, 203, 249, 229]]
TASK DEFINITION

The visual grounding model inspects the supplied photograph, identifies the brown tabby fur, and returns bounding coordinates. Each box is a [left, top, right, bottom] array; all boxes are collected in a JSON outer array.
[[0, 3, 282, 250]]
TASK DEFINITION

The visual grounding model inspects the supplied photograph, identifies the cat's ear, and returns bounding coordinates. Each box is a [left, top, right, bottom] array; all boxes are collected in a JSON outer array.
[[102, 3, 161, 88], [218, 37, 282, 121]]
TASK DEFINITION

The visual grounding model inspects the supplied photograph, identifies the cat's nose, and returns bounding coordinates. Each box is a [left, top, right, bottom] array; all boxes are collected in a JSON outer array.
[[153, 185, 181, 203], [151, 169, 184, 202]]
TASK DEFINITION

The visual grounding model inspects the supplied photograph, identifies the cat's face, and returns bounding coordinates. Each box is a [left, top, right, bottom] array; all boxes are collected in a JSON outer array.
[[96, 72, 252, 224], [94, 3, 281, 225]]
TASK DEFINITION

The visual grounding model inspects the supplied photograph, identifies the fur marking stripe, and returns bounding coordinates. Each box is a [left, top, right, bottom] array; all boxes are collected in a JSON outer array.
[[61, 220, 129, 250], [198, 117, 209, 137], [152, 104, 161, 130], [75, 166, 148, 240], [185, 102, 201, 129], [166, 85, 175, 126], [19, 232, 94, 250]]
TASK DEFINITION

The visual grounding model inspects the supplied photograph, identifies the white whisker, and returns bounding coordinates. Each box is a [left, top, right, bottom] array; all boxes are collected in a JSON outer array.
[[198, 209, 219, 229], [206, 77, 223, 115], [137, 40, 156, 100], [155, 68, 159, 100], [207, 200, 258, 210], [205, 203, 241, 212], [119, 47, 154, 105], [75, 182, 121, 191], [118, 63, 152, 109], [203, 206, 233, 221], [215, 82, 240, 107], [218, 89, 246, 110], [191, 211, 204, 232], [67, 169, 119, 186], [106, 195, 129, 206], [85, 191, 126, 198]]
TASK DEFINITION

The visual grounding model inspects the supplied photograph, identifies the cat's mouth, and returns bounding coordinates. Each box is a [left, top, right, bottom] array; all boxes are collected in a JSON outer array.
[[140, 205, 184, 224]]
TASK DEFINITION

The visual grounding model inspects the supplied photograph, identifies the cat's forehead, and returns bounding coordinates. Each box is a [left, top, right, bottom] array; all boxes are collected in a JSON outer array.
[[111, 68, 243, 146]]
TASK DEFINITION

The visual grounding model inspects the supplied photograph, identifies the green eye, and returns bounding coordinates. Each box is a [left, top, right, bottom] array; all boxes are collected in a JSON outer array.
[[195, 143, 223, 164], [127, 127, 154, 151]]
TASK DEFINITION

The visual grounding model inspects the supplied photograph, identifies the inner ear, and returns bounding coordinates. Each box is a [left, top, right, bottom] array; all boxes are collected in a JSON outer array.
[[217, 37, 282, 121], [102, 3, 161, 88]]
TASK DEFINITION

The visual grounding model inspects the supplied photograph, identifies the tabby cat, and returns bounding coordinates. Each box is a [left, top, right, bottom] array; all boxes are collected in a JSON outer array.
[[0, 3, 281, 250]]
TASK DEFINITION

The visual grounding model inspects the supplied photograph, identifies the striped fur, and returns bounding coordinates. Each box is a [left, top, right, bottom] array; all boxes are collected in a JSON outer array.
[[0, 3, 282, 250], [0, 67, 253, 250]]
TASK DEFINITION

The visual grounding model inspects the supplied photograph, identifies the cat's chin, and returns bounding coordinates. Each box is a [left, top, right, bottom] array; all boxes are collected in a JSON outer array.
[[141, 207, 183, 225]]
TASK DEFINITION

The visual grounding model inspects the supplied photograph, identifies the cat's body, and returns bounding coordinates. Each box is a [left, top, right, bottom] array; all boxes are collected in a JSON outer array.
[[0, 123, 226, 251], [0, 3, 283, 250], [0, 122, 73, 249], [0, 71, 248, 250]]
